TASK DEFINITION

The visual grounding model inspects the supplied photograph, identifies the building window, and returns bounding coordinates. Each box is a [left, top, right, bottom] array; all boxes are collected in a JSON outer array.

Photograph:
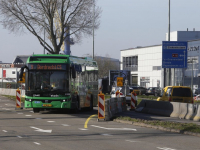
[[123, 56, 138, 71], [12, 71, 15, 74], [153, 66, 161, 70]]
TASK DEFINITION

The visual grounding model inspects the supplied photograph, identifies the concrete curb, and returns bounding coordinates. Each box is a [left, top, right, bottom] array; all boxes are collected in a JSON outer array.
[[113, 119, 200, 137]]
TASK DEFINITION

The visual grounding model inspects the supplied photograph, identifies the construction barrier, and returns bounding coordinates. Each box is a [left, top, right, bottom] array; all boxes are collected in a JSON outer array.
[[16, 88, 21, 109], [193, 105, 200, 122], [105, 97, 127, 121], [130, 91, 137, 110], [136, 100, 200, 122], [98, 92, 105, 121], [116, 90, 123, 97], [0, 88, 25, 97]]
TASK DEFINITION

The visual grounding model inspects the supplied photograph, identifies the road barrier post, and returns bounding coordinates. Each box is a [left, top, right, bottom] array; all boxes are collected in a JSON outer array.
[[97, 91, 105, 121], [130, 91, 137, 111], [16, 88, 22, 109]]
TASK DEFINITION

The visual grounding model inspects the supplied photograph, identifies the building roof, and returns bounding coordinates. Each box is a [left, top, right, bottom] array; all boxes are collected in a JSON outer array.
[[12, 55, 31, 64]]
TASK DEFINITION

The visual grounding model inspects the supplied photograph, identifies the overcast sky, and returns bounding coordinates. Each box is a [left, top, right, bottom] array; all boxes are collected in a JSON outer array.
[[1, 0, 200, 63]]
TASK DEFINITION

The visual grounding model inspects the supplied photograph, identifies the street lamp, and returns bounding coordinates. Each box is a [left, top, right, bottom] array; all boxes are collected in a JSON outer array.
[[187, 57, 197, 94], [92, 0, 95, 59]]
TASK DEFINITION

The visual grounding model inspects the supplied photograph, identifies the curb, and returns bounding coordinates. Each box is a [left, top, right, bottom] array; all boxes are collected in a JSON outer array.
[[113, 119, 200, 137]]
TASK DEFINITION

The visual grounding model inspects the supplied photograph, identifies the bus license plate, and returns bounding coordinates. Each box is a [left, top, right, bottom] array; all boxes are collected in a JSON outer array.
[[43, 104, 52, 107]]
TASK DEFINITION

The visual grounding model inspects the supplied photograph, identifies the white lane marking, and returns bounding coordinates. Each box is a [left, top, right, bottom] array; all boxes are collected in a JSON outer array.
[[5, 109, 10, 110], [30, 126, 52, 133], [35, 118, 42, 119], [62, 124, 70, 126], [101, 134, 113, 136], [126, 140, 140, 143], [91, 125, 137, 131], [25, 115, 32, 117], [18, 113, 23, 114], [17, 136, 22, 138], [47, 121, 55, 123], [79, 128, 88, 130], [30, 111, 33, 113], [33, 142, 41, 145], [157, 147, 176, 150], [2, 130, 7, 132]]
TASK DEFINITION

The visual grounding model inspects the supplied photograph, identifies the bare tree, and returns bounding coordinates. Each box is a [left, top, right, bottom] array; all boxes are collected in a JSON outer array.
[[0, 0, 101, 54], [94, 54, 119, 79]]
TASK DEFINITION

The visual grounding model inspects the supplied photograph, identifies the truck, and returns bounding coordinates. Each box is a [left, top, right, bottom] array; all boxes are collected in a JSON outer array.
[[19, 54, 98, 113]]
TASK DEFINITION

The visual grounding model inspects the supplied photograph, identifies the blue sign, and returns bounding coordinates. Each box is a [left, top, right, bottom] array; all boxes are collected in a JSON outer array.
[[162, 41, 188, 68]]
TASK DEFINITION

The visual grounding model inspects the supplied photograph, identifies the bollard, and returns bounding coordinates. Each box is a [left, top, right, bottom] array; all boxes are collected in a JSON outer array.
[[130, 91, 137, 111], [97, 91, 105, 121], [16, 88, 22, 110]]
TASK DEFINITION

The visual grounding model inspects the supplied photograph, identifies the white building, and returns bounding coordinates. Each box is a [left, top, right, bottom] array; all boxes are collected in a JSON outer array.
[[120, 30, 200, 90]]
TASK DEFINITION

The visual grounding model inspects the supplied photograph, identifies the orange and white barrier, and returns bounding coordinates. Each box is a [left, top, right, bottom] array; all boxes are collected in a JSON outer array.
[[98, 92, 105, 120], [116, 90, 123, 97], [130, 91, 137, 110], [16, 88, 21, 109]]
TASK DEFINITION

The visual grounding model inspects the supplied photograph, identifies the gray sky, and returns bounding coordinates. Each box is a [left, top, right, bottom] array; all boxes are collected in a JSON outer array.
[[1, 0, 200, 63]]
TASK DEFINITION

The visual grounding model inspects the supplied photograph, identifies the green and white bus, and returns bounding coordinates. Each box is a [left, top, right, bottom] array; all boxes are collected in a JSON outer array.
[[19, 54, 98, 113]]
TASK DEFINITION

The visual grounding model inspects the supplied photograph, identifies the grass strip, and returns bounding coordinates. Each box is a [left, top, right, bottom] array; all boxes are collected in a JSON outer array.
[[116, 116, 200, 133]]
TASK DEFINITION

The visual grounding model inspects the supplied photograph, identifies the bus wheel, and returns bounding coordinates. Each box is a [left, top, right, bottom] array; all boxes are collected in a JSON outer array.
[[33, 108, 40, 113]]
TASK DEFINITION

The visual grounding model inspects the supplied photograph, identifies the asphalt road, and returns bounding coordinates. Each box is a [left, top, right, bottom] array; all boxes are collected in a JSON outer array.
[[0, 95, 200, 150]]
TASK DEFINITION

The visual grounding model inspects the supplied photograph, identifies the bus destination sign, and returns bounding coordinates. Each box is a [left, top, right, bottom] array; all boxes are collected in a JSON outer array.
[[28, 64, 66, 70]]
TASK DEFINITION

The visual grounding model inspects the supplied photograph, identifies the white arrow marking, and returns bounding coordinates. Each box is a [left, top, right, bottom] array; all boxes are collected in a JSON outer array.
[[126, 140, 140, 142], [79, 128, 88, 130], [47, 121, 55, 123], [157, 147, 176, 150], [91, 125, 137, 131], [30, 126, 52, 133], [34, 142, 41, 145], [62, 124, 70, 126]]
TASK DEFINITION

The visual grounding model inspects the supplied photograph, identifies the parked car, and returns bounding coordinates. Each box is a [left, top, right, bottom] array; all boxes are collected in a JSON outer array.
[[131, 86, 141, 95], [145, 87, 161, 96], [137, 86, 147, 95], [157, 86, 193, 103]]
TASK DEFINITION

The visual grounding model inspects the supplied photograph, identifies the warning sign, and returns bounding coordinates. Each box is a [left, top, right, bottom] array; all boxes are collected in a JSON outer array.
[[117, 77, 123, 87]]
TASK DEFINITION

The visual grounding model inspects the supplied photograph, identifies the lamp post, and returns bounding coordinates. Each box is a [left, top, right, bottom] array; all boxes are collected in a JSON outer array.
[[92, 0, 95, 59], [188, 58, 197, 94]]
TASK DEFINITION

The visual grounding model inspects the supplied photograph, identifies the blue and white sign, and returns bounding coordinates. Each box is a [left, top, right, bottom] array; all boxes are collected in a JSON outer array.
[[162, 41, 187, 68]]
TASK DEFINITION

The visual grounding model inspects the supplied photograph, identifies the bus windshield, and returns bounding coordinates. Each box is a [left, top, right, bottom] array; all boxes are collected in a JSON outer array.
[[28, 70, 69, 93]]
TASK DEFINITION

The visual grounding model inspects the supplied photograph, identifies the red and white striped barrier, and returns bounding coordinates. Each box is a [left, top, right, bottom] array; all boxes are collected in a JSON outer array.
[[16, 89, 21, 109], [130, 91, 137, 110], [98, 92, 105, 120], [116, 90, 123, 97]]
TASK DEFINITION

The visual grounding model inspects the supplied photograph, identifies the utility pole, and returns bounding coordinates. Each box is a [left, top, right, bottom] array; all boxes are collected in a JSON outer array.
[[92, 0, 95, 59]]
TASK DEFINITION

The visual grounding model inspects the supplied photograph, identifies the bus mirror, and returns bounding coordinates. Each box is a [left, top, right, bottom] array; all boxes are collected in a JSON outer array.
[[72, 66, 76, 79]]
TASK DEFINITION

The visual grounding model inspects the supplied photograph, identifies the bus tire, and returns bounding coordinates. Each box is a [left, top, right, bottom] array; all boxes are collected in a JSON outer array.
[[33, 108, 40, 113]]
